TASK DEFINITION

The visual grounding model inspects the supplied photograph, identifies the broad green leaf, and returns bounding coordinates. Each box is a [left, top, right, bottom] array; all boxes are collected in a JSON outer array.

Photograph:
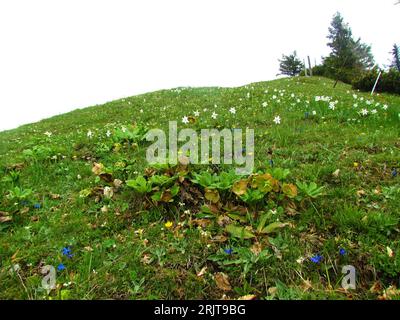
[[226, 224, 255, 239]]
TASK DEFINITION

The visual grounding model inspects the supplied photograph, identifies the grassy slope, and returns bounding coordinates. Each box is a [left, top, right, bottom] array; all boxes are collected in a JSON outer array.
[[0, 77, 399, 300]]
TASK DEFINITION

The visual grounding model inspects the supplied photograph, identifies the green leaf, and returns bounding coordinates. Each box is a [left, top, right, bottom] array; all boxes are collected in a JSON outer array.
[[261, 222, 288, 234], [226, 224, 255, 239], [257, 213, 269, 233]]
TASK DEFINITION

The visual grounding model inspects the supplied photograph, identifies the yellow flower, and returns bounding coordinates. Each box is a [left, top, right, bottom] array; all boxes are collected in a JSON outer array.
[[353, 162, 359, 167], [165, 221, 173, 229]]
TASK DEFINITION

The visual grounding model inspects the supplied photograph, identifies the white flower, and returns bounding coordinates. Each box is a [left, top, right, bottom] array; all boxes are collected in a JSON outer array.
[[44, 131, 52, 137], [273, 116, 281, 125], [229, 107, 236, 114], [87, 130, 93, 138], [361, 109, 369, 116], [371, 109, 377, 114], [121, 126, 127, 133], [140, 109, 143, 113], [272, 95, 277, 100], [329, 102, 336, 110], [106, 130, 112, 137], [194, 110, 200, 117], [182, 116, 189, 124], [262, 102, 268, 107], [312, 110, 317, 116], [211, 112, 218, 119], [383, 104, 388, 110]]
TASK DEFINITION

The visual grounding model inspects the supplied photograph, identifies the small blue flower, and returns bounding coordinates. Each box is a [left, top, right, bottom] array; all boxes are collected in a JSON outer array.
[[57, 263, 66, 271], [34, 203, 41, 209], [305, 112, 309, 119], [224, 248, 233, 255], [20, 200, 29, 206], [339, 248, 347, 256], [310, 254, 323, 264], [392, 168, 397, 178], [62, 247, 74, 258]]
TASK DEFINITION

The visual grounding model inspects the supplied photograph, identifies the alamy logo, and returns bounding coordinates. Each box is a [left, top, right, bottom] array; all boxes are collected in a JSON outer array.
[[145, 121, 254, 175], [341, 265, 356, 290], [41, 265, 56, 293]]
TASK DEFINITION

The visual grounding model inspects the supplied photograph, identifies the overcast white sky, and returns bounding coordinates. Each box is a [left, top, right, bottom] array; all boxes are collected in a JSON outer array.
[[0, 0, 399, 131]]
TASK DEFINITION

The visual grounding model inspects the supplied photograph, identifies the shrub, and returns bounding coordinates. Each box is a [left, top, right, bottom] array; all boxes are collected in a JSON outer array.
[[352, 69, 400, 95]]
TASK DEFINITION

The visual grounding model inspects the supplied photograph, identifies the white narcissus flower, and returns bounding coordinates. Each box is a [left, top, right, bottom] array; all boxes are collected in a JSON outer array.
[[182, 116, 189, 124], [273, 116, 281, 125]]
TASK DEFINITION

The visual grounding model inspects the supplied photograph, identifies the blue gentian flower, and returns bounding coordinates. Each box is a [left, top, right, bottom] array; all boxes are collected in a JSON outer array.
[[224, 248, 233, 255], [392, 168, 397, 178], [305, 112, 309, 118], [339, 248, 346, 256], [57, 263, 66, 271], [62, 247, 74, 258], [34, 203, 41, 209], [310, 254, 323, 264]]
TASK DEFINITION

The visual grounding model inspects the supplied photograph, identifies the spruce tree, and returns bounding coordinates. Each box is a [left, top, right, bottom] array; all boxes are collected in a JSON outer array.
[[391, 44, 400, 71], [323, 12, 374, 83], [278, 51, 304, 77]]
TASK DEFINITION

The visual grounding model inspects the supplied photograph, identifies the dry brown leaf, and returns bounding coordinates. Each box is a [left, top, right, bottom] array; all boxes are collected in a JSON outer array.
[[113, 179, 123, 189], [197, 266, 207, 277], [250, 242, 262, 256], [0, 211, 12, 223], [268, 287, 277, 296], [217, 215, 231, 227], [215, 272, 232, 291], [356, 190, 366, 197], [92, 162, 104, 175], [20, 207, 30, 214], [332, 169, 340, 178], [370, 281, 383, 293], [192, 219, 212, 228], [378, 286, 400, 300], [238, 295, 256, 300], [210, 235, 228, 243], [141, 254, 152, 265]]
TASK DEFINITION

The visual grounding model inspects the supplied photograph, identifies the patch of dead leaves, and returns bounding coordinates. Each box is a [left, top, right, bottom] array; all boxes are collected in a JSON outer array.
[[215, 272, 232, 291]]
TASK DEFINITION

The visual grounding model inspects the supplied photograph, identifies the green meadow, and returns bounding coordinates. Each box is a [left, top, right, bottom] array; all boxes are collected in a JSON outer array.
[[0, 76, 399, 300]]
